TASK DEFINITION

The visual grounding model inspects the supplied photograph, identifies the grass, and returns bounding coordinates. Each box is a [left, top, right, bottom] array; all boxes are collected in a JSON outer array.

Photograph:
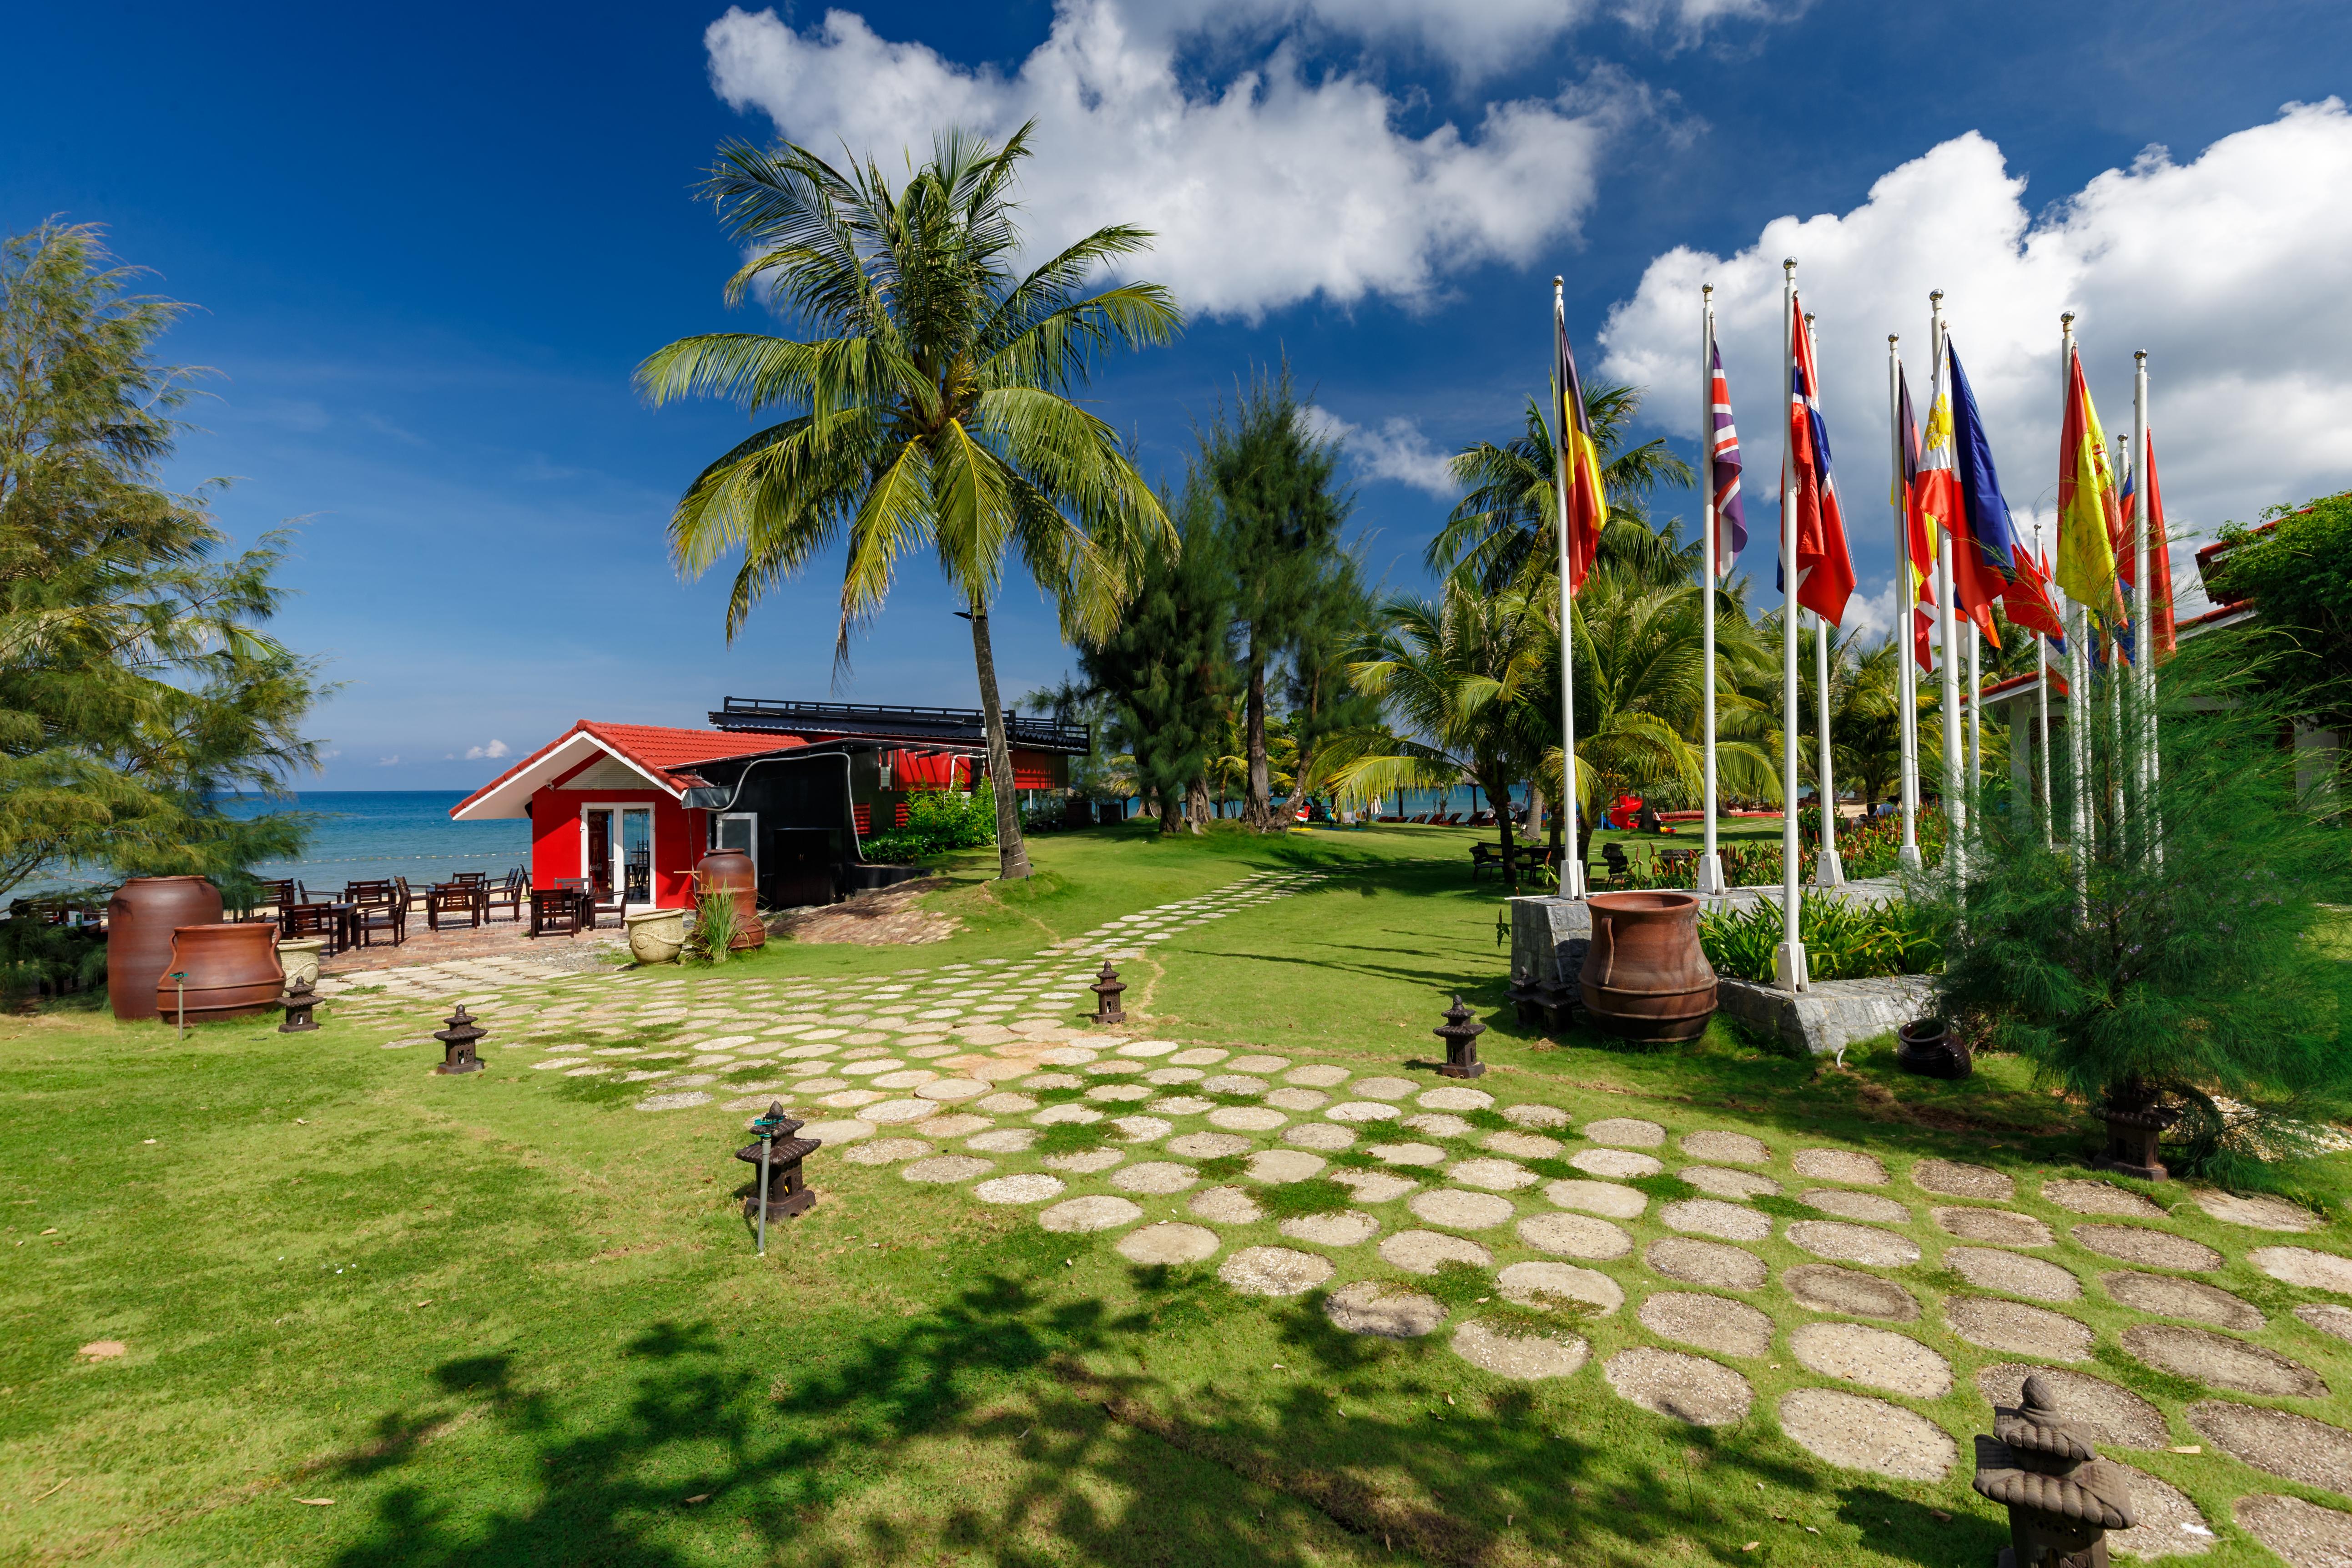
[[5, 816, 2351, 1565]]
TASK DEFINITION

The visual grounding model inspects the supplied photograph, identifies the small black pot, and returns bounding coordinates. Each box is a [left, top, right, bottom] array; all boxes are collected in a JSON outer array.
[[1895, 1018, 1972, 1080]]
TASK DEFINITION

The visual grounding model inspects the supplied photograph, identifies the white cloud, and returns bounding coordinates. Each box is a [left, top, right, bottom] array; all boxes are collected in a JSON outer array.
[[1600, 101, 2352, 619], [1837, 574, 1896, 642], [1302, 405, 1459, 497], [703, 3, 1659, 320], [377, 755, 400, 766], [465, 740, 512, 760]]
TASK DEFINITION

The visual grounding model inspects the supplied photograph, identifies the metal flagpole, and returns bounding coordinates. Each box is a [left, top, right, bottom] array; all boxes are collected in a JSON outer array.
[[1776, 260, 1809, 991], [1807, 313, 1845, 888], [1554, 277, 1587, 901], [1967, 623, 1982, 802], [1889, 335, 1922, 871], [1931, 291, 1965, 882], [2032, 516, 2054, 847], [1699, 286, 1727, 897], [2061, 317, 2095, 883], [2133, 349, 2156, 861]]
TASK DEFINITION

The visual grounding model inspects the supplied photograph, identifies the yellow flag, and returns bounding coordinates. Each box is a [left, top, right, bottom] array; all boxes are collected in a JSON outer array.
[[2056, 348, 2120, 615]]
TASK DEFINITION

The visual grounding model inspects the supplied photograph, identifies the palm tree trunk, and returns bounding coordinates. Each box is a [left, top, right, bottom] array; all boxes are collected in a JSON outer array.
[[967, 604, 1032, 880], [1244, 636, 1273, 831]]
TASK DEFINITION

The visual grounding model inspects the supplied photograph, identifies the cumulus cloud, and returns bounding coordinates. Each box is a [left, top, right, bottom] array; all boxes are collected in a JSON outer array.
[[1303, 406, 1460, 497], [1600, 100, 2352, 619], [704, 2, 1660, 319], [465, 740, 512, 761]]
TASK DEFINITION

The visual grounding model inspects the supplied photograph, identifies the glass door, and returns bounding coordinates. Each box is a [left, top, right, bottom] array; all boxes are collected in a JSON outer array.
[[620, 808, 653, 904], [584, 809, 613, 899]]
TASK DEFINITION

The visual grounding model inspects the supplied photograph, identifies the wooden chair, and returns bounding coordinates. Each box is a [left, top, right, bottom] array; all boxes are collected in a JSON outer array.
[[352, 879, 407, 947], [481, 867, 525, 923], [426, 881, 481, 932], [530, 887, 586, 938], [255, 879, 298, 916], [1470, 842, 1505, 882], [1600, 842, 1631, 885], [281, 902, 344, 953]]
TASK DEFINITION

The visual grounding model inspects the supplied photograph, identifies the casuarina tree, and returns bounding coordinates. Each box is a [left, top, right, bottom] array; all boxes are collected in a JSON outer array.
[[636, 126, 1180, 880]]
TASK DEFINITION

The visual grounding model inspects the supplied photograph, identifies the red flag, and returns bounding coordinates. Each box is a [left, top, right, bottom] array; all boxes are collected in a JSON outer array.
[[1783, 299, 1856, 623], [1555, 296, 1606, 595], [2003, 544, 2067, 645], [2118, 432, 2177, 657]]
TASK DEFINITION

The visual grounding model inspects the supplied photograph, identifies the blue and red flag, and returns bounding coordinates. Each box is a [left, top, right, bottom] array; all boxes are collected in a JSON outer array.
[[1555, 295, 1607, 595], [1777, 298, 1856, 624], [1709, 338, 1746, 578]]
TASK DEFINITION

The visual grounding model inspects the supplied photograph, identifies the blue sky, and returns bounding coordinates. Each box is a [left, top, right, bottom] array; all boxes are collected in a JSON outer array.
[[4, 0, 2347, 789]]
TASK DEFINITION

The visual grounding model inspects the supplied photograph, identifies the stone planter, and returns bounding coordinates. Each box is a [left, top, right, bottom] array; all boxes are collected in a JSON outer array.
[[625, 906, 686, 965], [276, 938, 328, 990], [1895, 1017, 1972, 1079], [1579, 891, 1717, 1044]]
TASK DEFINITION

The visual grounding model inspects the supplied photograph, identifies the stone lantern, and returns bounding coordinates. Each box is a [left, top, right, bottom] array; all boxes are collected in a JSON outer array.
[[433, 1004, 486, 1075], [277, 975, 320, 1034], [1971, 1373, 2136, 1567], [1090, 961, 1127, 1026], [1434, 994, 1487, 1079], [736, 1102, 821, 1224]]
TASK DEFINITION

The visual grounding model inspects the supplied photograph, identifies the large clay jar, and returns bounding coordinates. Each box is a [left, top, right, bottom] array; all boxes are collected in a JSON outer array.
[[153, 922, 284, 1024], [695, 850, 766, 951], [106, 876, 224, 1020], [1579, 890, 1717, 1044]]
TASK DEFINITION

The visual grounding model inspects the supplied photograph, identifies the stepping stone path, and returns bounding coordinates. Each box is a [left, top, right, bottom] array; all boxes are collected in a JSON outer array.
[[1977, 1364, 2169, 1449], [1640, 1291, 1772, 1357], [1324, 1281, 1444, 1338], [1042, 1195, 1143, 1233], [1453, 1322, 1588, 1380], [1649, 1238, 1767, 1291], [1778, 1389, 1955, 1481], [2044, 1179, 2165, 1218], [1792, 1149, 1888, 1185], [1784, 1264, 1919, 1321], [1662, 1199, 1771, 1242], [1410, 1190, 1516, 1230], [2105, 1272, 2263, 1330], [1380, 1230, 1491, 1274], [2125, 1326, 2326, 1397], [1604, 1348, 1753, 1427], [1679, 1166, 1780, 1200], [2238, 1494, 2352, 1567], [1800, 1189, 1908, 1225], [1947, 1297, 2094, 1361], [1497, 1260, 1621, 1314], [1790, 1321, 1951, 1397], [1219, 1246, 1332, 1296], [2193, 1189, 2319, 1232], [2252, 1246, 2352, 1293], [1280, 1210, 1378, 1247], [1518, 1212, 1632, 1260], [2073, 1224, 2224, 1271], [1933, 1206, 2053, 1246], [1679, 1129, 1769, 1164], [1584, 1118, 1665, 1148], [1571, 1149, 1664, 1179], [1911, 1158, 2014, 1200], [1546, 1179, 1647, 1219], [1945, 1246, 2081, 1302], [2192, 1401, 2352, 1493], [1117, 1223, 1219, 1265], [1788, 1221, 1920, 1267], [2297, 1304, 2352, 1345]]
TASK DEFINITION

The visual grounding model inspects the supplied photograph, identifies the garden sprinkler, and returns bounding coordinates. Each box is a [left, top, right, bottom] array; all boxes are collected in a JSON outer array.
[[169, 971, 188, 1042], [749, 1103, 786, 1256]]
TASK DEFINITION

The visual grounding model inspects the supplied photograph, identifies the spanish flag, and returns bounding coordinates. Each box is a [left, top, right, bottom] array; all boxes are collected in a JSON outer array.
[[2057, 346, 2123, 621], [1556, 295, 1607, 596]]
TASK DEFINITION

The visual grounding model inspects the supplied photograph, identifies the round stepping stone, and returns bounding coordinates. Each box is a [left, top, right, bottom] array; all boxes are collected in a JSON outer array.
[[1265, 1088, 1328, 1112], [1417, 1085, 1493, 1111], [1584, 1117, 1666, 1148], [1483, 1131, 1562, 1160], [842, 1138, 931, 1165], [1788, 1221, 1919, 1267], [1024, 1074, 1087, 1091], [918, 1114, 992, 1139], [799, 1118, 875, 1143], [1324, 1281, 1446, 1338], [1043, 1149, 1124, 1174], [1977, 1364, 2169, 1448], [1791, 1321, 1951, 1397], [1208, 1106, 1287, 1133], [1518, 1211, 1633, 1259], [1333, 1170, 1417, 1205], [1945, 1297, 2093, 1360], [817, 1089, 886, 1109], [1453, 1321, 1589, 1380], [1189, 1186, 1262, 1225], [904, 1155, 995, 1183], [2103, 1271, 2262, 1330], [1497, 1260, 1622, 1314], [1085, 1084, 1153, 1104], [1404, 1113, 1473, 1140], [1033, 1104, 1103, 1127], [1679, 1129, 1770, 1164], [2073, 1224, 2223, 1272], [2125, 1324, 2326, 1397], [1168, 1048, 1228, 1067], [1152, 1096, 1215, 1117], [1349, 1076, 1417, 1101], [2044, 1178, 2164, 1218], [2296, 1303, 2352, 1345], [1604, 1348, 1753, 1427], [2192, 1189, 2318, 1232], [2191, 1402, 2352, 1493], [2102, 1464, 2215, 1558], [1112, 1161, 1199, 1194], [1284, 1123, 1355, 1151], [1502, 1104, 1571, 1129], [636, 1091, 713, 1111], [1219, 1246, 1333, 1296], [866, 1099, 940, 1125], [2237, 1493, 2352, 1567], [1648, 1238, 1767, 1291], [1410, 1189, 1516, 1230], [1109, 1116, 1172, 1143], [871, 1069, 941, 1089], [1783, 1265, 1919, 1321], [977, 1093, 1039, 1114], [1116, 1222, 1220, 1265], [1933, 1206, 2053, 1246], [1800, 1189, 1909, 1225], [974, 1174, 1064, 1204], [1284, 1064, 1350, 1088], [1228, 1054, 1289, 1074], [1115, 1039, 1180, 1059], [1449, 1158, 1536, 1192], [1369, 1143, 1446, 1167], [1281, 1210, 1378, 1247], [1328, 1101, 1402, 1123], [2253, 1246, 2352, 1294], [1168, 1132, 1251, 1160], [1201, 1074, 1268, 1095], [837, 1058, 910, 1076], [1571, 1149, 1664, 1179], [1143, 1067, 1204, 1085], [1792, 1149, 1888, 1186], [1680, 1166, 1779, 1200], [1641, 1291, 1773, 1357], [1545, 1179, 1647, 1220], [1380, 1229, 1493, 1275], [1662, 1199, 1771, 1242], [1247, 1149, 1324, 1184], [1947, 1247, 2082, 1302], [1041, 1195, 1143, 1233], [1777, 1389, 1955, 1481]]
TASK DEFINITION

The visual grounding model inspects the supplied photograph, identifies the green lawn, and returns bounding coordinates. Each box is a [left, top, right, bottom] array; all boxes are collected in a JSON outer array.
[[5, 819, 2348, 1566]]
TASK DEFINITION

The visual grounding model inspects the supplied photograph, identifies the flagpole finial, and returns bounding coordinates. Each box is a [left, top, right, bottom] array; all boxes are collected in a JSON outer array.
[[1929, 288, 1944, 304], [1702, 282, 1713, 299], [2135, 349, 2148, 364], [2061, 311, 2075, 327], [1783, 257, 1797, 272], [1553, 274, 1563, 286], [1888, 333, 1899, 345]]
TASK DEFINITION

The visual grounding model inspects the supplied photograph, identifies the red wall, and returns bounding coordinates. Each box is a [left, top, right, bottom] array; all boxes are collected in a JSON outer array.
[[889, 749, 1062, 790], [527, 784, 703, 908]]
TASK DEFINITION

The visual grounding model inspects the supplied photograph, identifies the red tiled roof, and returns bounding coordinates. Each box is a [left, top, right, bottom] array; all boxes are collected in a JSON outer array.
[[449, 721, 804, 820]]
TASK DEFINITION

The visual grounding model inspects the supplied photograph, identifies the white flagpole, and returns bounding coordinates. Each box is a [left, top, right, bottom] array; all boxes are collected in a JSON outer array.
[[1776, 260, 1809, 991], [1699, 286, 1727, 897], [2133, 348, 2157, 859], [2032, 515, 2053, 848], [1806, 313, 1846, 889], [1931, 291, 1965, 882], [1554, 277, 1586, 901], [1967, 622, 1982, 802], [2062, 318, 2095, 879], [1889, 335, 1922, 871]]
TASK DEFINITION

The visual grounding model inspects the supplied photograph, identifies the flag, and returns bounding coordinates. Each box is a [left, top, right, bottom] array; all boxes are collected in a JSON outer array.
[[1555, 298, 1607, 595], [1946, 338, 2029, 611], [2057, 346, 2123, 621], [1708, 335, 1746, 577], [1912, 338, 2003, 643], [2003, 542, 2068, 650], [1892, 364, 1936, 671], [2118, 432, 2177, 657], [1777, 298, 1856, 623]]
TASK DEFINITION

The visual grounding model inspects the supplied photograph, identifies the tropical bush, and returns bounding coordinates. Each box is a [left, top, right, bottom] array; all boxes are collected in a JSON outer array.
[[1698, 892, 1939, 983], [861, 786, 999, 864], [684, 886, 741, 966]]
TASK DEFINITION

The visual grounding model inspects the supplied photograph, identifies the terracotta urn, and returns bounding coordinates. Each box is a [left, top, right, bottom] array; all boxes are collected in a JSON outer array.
[[153, 922, 284, 1025], [1578, 890, 1717, 1043], [106, 877, 224, 1020], [1896, 1017, 1973, 1080], [694, 850, 766, 950], [276, 938, 329, 990], [625, 906, 686, 965]]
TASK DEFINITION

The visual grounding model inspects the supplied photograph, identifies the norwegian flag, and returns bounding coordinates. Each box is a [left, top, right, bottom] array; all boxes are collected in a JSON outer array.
[[1777, 298, 1857, 624], [1708, 337, 1746, 578]]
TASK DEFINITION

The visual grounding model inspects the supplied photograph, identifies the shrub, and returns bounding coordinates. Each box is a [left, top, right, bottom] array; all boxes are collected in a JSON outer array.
[[1698, 892, 1939, 983], [684, 887, 741, 965], [861, 784, 998, 864]]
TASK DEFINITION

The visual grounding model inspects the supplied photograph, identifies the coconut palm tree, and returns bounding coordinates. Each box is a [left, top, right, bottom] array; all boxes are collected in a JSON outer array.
[[634, 125, 1181, 880]]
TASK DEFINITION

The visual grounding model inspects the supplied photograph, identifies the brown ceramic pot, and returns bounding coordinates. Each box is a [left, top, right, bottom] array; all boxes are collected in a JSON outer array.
[[1896, 1018, 1973, 1080], [153, 922, 284, 1025], [106, 876, 224, 1020], [1578, 890, 1717, 1043], [695, 849, 766, 950]]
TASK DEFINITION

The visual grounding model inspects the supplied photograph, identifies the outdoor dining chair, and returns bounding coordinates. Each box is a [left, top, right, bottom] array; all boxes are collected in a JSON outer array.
[[481, 867, 525, 923], [426, 880, 482, 932]]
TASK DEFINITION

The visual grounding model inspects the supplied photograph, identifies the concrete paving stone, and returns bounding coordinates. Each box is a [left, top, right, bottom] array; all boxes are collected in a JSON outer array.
[[1280, 1210, 1379, 1247], [1410, 1189, 1517, 1230], [1571, 1148, 1665, 1179], [1324, 1281, 1446, 1338], [1350, 1077, 1419, 1101], [1228, 1054, 1291, 1074], [1418, 1086, 1495, 1111], [1485, 1130, 1564, 1160], [903, 1155, 994, 1183], [1368, 1142, 1447, 1167], [1219, 1246, 1334, 1296], [1041, 1149, 1125, 1175], [1777, 1388, 1955, 1480], [836, 1059, 911, 1077], [1976, 1364, 2169, 1448], [913, 1078, 992, 1102], [1642, 1291, 1773, 1357], [917, 1114, 991, 1138], [1208, 1106, 1287, 1133], [1116, 1039, 1181, 1059], [1115, 1223, 1220, 1265], [1201, 1074, 1269, 1095], [1023, 1072, 1087, 1090], [1790, 1321, 1951, 1397], [1946, 1247, 2082, 1302], [2233, 1493, 2349, 1568], [1284, 1123, 1356, 1151], [976, 1093, 1039, 1114], [2044, 1179, 2165, 1218], [1040, 1195, 1143, 1233], [1033, 1046, 1098, 1066], [635, 1091, 713, 1110], [1782, 1264, 1919, 1321], [1403, 1113, 1474, 1140], [973, 1174, 1065, 1204], [1110, 1116, 1173, 1142], [1787, 1221, 1920, 1267], [2126, 1324, 2327, 1398], [1111, 1161, 1199, 1195], [1545, 1179, 1647, 1220], [1792, 1149, 1889, 1186], [2295, 1303, 2352, 1346], [1144, 1067, 1205, 1085], [1032, 1104, 1104, 1126], [798, 1118, 875, 1142], [2191, 1402, 2352, 1494], [1662, 1199, 1772, 1242], [1151, 1095, 1216, 1117], [1449, 1157, 1537, 1192], [1247, 1149, 1326, 1184], [841, 1138, 931, 1165], [2252, 1247, 2352, 1294], [1647, 1239, 1768, 1291], [1799, 1189, 1910, 1225], [1583, 1117, 1667, 1148], [1517, 1211, 1634, 1260], [1944, 1297, 2093, 1361], [1084, 1084, 1155, 1104], [1265, 1088, 1329, 1112], [1168, 1048, 1229, 1066], [966, 1129, 1039, 1154], [2105, 1271, 2265, 1330], [1680, 1166, 1781, 1200], [1452, 1322, 1589, 1381], [2192, 1189, 2320, 1232], [1502, 1104, 1572, 1129], [1332, 1170, 1418, 1205], [1379, 1229, 1494, 1274], [1605, 1348, 1754, 1427], [1933, 1206, 2054, 1247], [1284, 1064, 1351, 1088], [2073, 1224, 2225, 1272], [1167, 1132, 1252, 1159], [1497, 1260, 1623, 1314], [1189, 1185, 1264, 1225]]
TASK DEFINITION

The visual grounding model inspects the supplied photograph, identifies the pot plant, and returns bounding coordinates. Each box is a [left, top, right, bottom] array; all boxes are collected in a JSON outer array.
[[624, 906, 685, 965], [1920, 635, 2352, 1187]]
